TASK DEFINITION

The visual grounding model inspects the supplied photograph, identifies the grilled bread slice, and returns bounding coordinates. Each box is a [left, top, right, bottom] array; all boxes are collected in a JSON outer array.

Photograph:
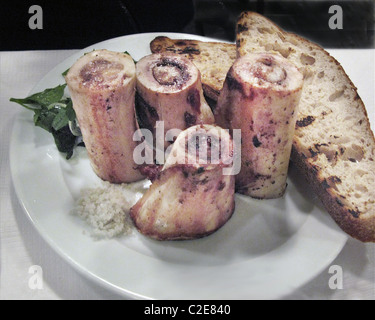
[[150, 36, 236, 101], [237, 11, 375, 242]]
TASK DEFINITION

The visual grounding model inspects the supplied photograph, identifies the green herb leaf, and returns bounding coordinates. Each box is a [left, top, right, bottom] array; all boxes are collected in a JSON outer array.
[[52, 125, 78, 160], [9, 97, 39, 110], [52, 108, 69, 131], [10, 83, 79, 159], [34, 107, 59, 132], [124, 51, 137, 64], [29, 84, 67, 107], [62, 68, 70, 77], [10, 84, 67, 109], [64, 98, 76, 121]]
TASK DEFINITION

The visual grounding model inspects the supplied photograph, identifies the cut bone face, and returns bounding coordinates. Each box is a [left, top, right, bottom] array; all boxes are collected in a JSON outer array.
[[152, 58, 190, 87]]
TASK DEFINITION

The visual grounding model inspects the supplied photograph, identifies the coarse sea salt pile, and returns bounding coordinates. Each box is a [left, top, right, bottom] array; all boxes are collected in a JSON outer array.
[[73, 181, 135, 239]]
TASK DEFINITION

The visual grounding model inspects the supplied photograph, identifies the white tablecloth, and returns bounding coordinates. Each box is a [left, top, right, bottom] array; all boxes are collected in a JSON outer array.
[[0, 49, 374, 300]]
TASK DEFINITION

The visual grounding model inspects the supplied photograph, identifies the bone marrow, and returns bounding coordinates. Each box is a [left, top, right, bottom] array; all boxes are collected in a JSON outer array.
[[79, 58, 124, 87], [249, 55, 287, 84], [151, 57, 190, 86], [135, 53, 214, 147], [214, 52, 303, 198], [65, 49, 144, 183], [130, 124, 235, 240]]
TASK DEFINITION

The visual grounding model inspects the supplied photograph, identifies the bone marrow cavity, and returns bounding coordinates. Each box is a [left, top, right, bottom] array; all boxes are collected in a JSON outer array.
[[152, 58, 189, 86], [250, 57, 287, 84], [80, 58, 124, 87], [234, 53, 301, 90]]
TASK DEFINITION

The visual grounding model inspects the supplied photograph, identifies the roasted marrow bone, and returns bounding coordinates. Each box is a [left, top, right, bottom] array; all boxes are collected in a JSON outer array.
[[65, 49, 143, 183], [215, 53, 303, 199], [135, 53, 214, 148], [130, 124, 235, 240]]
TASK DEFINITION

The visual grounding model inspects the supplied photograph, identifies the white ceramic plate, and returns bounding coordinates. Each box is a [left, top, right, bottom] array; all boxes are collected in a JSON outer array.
[[10, 33, 349, 299]]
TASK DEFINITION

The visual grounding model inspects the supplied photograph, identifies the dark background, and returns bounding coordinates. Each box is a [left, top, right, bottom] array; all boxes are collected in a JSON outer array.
[[1, 0, 374, 51]]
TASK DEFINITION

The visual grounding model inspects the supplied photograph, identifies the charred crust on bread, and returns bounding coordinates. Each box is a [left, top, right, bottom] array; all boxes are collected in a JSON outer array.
[[296, 115, 315, 128], [348, 209, 361, 218], [328, 176, 342, 186], [180, 46, 200, 55], [336, 198, 344, 207], [308, 147, 318, 158], [175, 40, 187, 46], [291, 146, 373, 242], [237, 23, 248, 33], [321, 179, 330, 189]]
